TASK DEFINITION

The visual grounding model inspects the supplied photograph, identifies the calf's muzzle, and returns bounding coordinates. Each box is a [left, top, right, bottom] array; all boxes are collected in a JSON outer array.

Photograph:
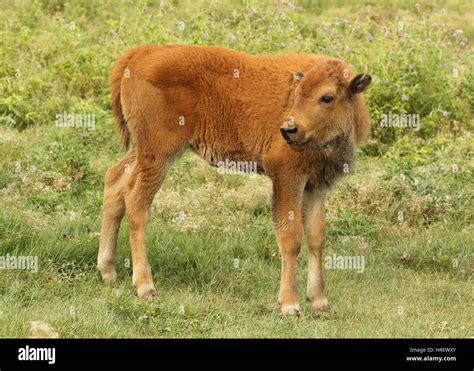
[[280, 127, 298, 141]]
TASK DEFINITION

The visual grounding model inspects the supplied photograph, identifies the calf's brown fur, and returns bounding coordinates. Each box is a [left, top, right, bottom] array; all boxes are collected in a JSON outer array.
[[98, 45, 371, 316]]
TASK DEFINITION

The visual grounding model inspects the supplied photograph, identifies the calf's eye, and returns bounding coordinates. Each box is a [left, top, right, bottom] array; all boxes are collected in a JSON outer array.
[[320, 95, 334, 104]]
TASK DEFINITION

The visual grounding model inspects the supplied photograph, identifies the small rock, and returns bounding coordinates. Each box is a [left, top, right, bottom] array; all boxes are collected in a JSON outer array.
[[30, 321, 60, 338]]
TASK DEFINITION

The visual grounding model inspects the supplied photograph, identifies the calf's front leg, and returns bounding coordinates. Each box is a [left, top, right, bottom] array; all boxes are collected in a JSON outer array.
[[302, 190, 331, 312], [271, 178, 304, 317]]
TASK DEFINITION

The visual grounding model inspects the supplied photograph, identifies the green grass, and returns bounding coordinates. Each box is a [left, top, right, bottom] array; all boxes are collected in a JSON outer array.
[[0, 0, 472, 338]]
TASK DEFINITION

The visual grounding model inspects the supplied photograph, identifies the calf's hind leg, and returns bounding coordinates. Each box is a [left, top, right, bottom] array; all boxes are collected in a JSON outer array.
[[124, 141, 186, 299], [98, 150, 136, 283]]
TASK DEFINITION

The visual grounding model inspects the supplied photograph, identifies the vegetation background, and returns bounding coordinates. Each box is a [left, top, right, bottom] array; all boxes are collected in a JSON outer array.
[[0, 0, 472, 337]]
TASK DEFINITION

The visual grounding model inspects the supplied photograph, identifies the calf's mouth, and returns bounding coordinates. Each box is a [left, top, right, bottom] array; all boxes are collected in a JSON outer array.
[[286, 139, 306, 146]]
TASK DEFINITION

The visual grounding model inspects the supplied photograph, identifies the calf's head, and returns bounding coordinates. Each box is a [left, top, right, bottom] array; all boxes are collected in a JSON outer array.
[[281, 59, 372, 150]]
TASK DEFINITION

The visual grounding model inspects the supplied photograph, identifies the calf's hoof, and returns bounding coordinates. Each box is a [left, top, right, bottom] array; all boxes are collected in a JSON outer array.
[[136, 284, 157, 301], [310, 297, 332, 313], [99, 267, 118, 284], [280, 303, 301, 318]]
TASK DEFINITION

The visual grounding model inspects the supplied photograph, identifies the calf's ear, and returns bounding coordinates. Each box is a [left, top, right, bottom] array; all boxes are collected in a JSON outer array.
[[348, 74, 372, 95], [294, 71, 304, 82]]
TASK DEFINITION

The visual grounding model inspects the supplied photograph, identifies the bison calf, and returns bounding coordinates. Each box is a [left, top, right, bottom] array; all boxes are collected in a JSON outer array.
[[97, 45, 371, 316]]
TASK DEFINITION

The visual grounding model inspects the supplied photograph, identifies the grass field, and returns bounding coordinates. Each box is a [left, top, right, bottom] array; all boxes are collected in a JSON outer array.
[[0, 0, 472, 338]]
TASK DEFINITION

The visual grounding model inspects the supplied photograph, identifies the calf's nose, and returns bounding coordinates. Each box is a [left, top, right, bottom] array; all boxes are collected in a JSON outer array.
[[280, 127, 298, 141]]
